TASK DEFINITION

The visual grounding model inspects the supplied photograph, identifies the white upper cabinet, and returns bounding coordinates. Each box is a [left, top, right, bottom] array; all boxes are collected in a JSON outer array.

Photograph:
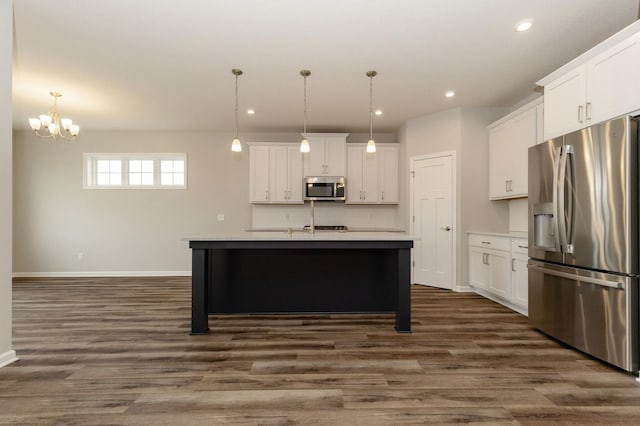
[[587, 30, 640, 125], [488, 98, 541, 200], [303, 133, 348, 176], [346, 143, 399, 205], [378, 145, 399, 203], [543, 66, 587, 140], [249, 145, 271, 203], [347, 145, 378, 203], [539, 21, 640, 140], [249, 144, 303, 204]]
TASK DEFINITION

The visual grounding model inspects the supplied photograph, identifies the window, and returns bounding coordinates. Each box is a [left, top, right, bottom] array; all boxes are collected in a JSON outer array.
[[84, 153, 187, 189]]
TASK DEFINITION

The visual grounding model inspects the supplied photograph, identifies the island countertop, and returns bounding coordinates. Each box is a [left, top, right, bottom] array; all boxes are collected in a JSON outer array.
[[186, 231, 417, 242]]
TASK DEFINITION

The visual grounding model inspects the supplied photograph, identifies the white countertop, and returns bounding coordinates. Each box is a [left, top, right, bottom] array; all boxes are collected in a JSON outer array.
[[468, 230, 528, 239], [186, 231, 416, 241]]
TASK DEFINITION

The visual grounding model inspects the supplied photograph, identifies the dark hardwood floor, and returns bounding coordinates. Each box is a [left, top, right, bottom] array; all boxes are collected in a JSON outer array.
[[2, 277, 640, 425]]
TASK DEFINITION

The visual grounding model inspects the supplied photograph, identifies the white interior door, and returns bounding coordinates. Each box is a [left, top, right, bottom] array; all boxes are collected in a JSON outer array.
[[411, 154, 455, 289]]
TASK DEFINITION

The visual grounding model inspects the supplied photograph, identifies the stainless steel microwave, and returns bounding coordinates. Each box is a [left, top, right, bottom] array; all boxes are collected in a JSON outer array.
[[304, 176, 346, 201]]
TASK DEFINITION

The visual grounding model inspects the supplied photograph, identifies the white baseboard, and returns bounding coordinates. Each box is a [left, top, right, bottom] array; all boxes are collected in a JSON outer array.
[[0, 350, 18, 368], [454, 284, 474, 292], [12, 271, 192, 278], [472, 287, 528, 317]]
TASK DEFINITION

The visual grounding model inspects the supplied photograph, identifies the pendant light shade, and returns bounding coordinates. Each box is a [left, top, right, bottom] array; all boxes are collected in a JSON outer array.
[[366, 70, 377, 153], [300, 69, 311, 153], [231, 68, 243, 152]]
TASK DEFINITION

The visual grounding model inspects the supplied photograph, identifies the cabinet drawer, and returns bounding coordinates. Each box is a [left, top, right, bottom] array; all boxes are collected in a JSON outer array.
[[511, 239, 529, 255], [469, 234, 510, 251]]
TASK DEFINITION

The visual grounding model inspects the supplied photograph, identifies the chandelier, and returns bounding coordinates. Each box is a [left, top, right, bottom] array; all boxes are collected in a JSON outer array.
[[28, 91, 80, 140]]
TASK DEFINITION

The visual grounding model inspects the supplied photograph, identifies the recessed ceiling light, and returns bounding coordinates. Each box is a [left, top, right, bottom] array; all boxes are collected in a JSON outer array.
[[515, 20, 532, 32], [247, 109, 255, 115], [374, 109, 383, 116], [445, 91, 455, 98]]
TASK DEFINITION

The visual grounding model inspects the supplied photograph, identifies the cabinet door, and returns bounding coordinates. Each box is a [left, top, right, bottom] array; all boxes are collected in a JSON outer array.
[[489, 122, 512, 199], [324, 136, 346, 176], [587, 31, 640, 125], [249, 146, 270, 203], [508, 106, 537, 196], [488, 249, 510, 300], [543, 65, 587, 140], [287, 146, 303, 203], [304, 137, 326, 176], [469, 247, 490, 290], [346, 146, 364, 203], [270, 147, 289, 203], [379, 146, 399, 203], [511, 253, 529, 308], [361, 150, 378, 203]]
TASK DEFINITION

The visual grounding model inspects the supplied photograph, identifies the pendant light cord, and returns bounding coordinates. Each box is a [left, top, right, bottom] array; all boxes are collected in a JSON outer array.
[[369, 75, 373, 140], [303, 74, 308, 138], [234, 73, 239, 139]]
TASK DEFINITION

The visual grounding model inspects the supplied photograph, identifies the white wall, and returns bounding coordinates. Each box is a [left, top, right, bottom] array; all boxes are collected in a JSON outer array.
[[399, 106, 508, 289], [13, 130, 255, 275], [1, 0, 17, 367]]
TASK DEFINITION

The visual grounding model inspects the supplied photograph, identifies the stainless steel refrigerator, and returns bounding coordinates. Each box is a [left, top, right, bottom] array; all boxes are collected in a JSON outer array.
[[528, 115, 639, 373]]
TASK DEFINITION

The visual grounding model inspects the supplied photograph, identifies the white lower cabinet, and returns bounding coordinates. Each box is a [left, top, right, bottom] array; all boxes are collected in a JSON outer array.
[[468, 233, 528, 316], [510, 239, 529, 309]]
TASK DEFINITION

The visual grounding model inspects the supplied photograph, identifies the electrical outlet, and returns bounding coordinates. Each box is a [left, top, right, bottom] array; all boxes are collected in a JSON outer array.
[[284, 214, 290, 221], [217, 214, 225, 221], [77, 252, 84, 261]]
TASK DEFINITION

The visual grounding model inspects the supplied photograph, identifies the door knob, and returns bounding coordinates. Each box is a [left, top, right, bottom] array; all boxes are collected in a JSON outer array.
[[440, 226, 452, 231]]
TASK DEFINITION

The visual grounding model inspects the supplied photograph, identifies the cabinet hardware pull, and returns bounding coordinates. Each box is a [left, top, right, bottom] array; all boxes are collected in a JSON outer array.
[[381, 191, 384, 201], [586, 102, 592, 121], [265, 189, 269, 200], [578, 105, 584, 123], [505, 180, 509, 192], [481, 241, 491, 245], [511, 258, 516, 272], [517, 245, 528, 249]]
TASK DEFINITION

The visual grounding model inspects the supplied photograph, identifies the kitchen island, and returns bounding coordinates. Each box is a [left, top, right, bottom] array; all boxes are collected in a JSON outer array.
[[188, 232, 414, 334]]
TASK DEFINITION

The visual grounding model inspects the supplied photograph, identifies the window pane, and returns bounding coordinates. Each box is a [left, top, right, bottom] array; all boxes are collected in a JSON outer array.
[[173, 173, 184, 186], [110, 160, 122, 173], [161, 173, 173, 185], [111, 173, 121, 185], [141, 160, 154, 173], [129, 160, 141, 173], [141, 173, 154, 185], [129, 174, 141, 185], [173, 160, 184, 173], [161, 160, 173, 173], [97, 160, 110, 173], [97, 173, 110, 185]]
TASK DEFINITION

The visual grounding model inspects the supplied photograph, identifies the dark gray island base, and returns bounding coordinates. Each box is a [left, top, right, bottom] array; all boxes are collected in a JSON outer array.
[[189, 236, 413, 334]]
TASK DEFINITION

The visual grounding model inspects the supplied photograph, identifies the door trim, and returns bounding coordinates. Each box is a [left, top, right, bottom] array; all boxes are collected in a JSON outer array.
[[409, 151, 457, 289]]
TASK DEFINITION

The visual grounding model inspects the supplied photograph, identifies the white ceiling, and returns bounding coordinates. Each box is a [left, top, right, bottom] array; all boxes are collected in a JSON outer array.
[[11, 0, 639, 134]]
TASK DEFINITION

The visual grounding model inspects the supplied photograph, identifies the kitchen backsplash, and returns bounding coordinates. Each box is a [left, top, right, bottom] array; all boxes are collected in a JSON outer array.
[[252, 204, 401, 229]]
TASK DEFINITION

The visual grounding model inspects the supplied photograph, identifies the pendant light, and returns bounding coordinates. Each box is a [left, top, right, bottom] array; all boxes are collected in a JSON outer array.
[[231, 68, 243, 152], [366, 70, 377, 153], [300, 69, 311, 153]]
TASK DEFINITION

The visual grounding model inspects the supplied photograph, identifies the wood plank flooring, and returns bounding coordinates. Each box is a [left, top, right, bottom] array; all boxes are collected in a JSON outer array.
[[2, 277, 640, 424]]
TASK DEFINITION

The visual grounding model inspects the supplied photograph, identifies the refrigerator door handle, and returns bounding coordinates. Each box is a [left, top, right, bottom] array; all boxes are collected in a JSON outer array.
[[565, 144, 576, 253], [552, 146, 563, 252], [557, 145, 569, 253], [528, 264, 625, 289]]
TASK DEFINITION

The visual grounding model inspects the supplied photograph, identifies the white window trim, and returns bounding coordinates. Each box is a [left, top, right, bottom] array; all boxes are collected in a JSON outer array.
[[83, 153, 187, 189]]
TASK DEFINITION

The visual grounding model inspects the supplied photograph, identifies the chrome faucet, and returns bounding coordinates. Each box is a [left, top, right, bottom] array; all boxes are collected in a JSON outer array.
[[309, 199, 315, 235]]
